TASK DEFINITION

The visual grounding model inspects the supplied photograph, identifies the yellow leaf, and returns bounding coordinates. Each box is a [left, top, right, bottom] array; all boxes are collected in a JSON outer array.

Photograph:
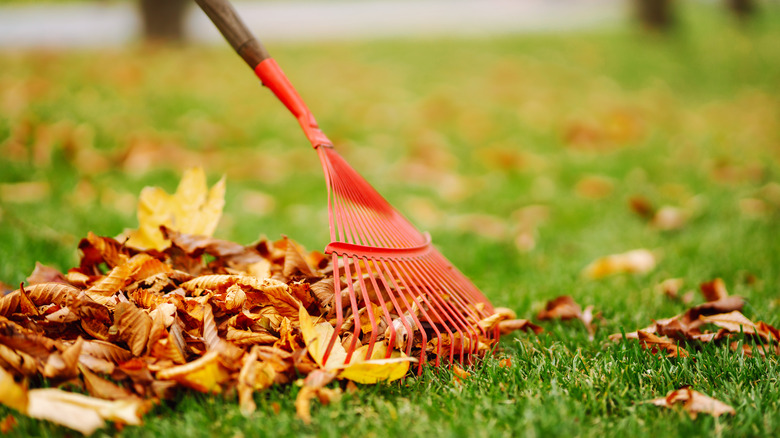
[[299, 307, 413, 383], [1, 368, 143, 435], [582, 249, 656, 279], [0, 367, 28, 413], [298, 306, 348, 370], [337, 354, 412, 384], [156, 351, 230, 394], [125, 167, 225, 250]]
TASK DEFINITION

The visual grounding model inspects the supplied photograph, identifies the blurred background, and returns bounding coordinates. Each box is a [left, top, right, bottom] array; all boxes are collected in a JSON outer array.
[[1, 0, 778, 316]]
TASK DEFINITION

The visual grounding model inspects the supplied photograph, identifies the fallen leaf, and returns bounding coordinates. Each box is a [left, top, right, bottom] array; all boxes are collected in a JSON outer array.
[[0, 414, 16, 433], [656, 278, 684, 300], [536, 296, 600, 339], [299, 307, 413, 383], [646, 387, 735, 418], [700, 311, 758, 335], [498, 319, 543, 335], [156, 351, 230, 394], [700, 278, 728, 302], [651, 206, 688, 231], [125, 167, 225, 250], [582, 249, 656, 279], [537, 296, 581, 321], [0, 367, 28, 413], [452, 364, 470, 382], [1, 366, 144, 435], [638, 330, 689, 358], [27, 388, 145, 434]]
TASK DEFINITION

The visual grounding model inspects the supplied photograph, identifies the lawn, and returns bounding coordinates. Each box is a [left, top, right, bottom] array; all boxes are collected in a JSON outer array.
[[1, 4, 779, 437]]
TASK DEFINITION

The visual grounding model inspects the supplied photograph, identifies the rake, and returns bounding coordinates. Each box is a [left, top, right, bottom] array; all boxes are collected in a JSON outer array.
[[194, 0, 497, 371]]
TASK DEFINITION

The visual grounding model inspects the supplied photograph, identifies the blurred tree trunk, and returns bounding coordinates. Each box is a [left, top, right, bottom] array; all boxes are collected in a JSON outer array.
[[726, 0, 756, 22], [139, 0, 189, 42], [635, 0, 675, 32]]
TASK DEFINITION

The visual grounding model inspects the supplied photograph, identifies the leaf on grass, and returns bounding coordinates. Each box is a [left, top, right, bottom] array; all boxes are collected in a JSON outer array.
[[337, 346, 412, 384], [638, 330, 689, 358], [700, 311, 758, 335], [27, 388, 145, 434], [537, 296, 581, 320], [700, 278, 728, 302], [498, 319, 543, 335], [651, 206, 688, 231], [0, 414, 16, 434], [647, 387, 735, 418], [582, 249, 656, 279], [1, 367, 144, 435], [0, 367, 28, 413], [294, 383, 342, 425], [452, 364, 470, 382], [536, 295, 597, 338], [125, 167, 225, 251]]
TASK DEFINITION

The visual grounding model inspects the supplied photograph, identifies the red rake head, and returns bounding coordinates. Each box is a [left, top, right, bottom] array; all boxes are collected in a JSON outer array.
[[317, 146, 498, 372]]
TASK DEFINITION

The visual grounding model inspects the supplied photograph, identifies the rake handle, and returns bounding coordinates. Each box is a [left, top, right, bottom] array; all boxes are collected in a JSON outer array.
[[194, 0, 332, 148], [194, 0, 270, 67]]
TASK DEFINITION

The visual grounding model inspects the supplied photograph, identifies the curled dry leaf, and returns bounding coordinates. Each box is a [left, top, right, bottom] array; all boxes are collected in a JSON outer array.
[[638, 330, 689, 358], [700, 278, 728, 302], [646, 387, 735, 418], [498, 319, 543, 335], [536, 295, 597, 338]]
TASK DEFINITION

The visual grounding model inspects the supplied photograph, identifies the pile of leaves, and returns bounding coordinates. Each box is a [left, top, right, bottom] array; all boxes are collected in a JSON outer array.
[[0, 169, 517, 434]]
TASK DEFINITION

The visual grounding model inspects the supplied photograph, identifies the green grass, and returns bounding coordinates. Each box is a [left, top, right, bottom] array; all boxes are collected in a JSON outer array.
[[2, 5, 780, 437]]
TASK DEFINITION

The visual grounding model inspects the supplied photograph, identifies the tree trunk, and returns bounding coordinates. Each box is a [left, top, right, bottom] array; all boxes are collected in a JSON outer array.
[[635, 0, 675, 32], [139, 0, 189, 42], [726, 0, 756, 22]]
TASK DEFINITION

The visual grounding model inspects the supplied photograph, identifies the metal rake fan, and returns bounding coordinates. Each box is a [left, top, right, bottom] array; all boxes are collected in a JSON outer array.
[[194, 0, 497, 371]]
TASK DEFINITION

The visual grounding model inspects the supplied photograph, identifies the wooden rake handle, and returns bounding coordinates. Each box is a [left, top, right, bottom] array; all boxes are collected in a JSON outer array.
[[194, 0, 270, 68], [194, 0, 332, 148]]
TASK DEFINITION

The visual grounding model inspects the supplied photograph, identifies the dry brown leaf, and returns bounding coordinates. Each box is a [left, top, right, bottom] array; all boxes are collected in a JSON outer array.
[[657, 278, 685, 300], [79, 364, 134, 400], [700, 311, 758, 335], [43, 337, 84, 380], [112, 302, 152, 357], [295, 385, 316, 425], [26, 262, 68, 285], [452, 364, 470, 382], [647, 387, 735, 418], [638, 330, 689, 358], [700, 278, 729, 302], [498, 319, 543, 335], [0, 414, 16, 434], [537, 296, 581, 320]]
